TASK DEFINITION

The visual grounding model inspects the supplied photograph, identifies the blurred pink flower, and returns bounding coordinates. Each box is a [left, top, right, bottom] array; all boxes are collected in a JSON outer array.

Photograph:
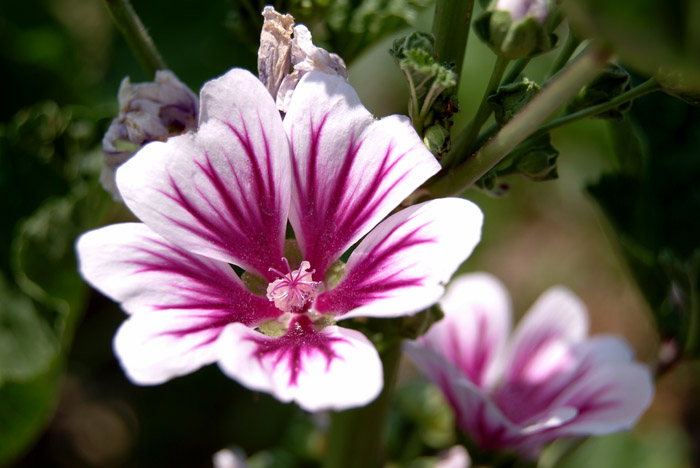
[[405, 273, 654, 456], [77, 68, 483, 411]]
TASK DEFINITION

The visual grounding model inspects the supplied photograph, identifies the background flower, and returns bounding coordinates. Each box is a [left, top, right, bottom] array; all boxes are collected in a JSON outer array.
[[405, 272, 654, 456]]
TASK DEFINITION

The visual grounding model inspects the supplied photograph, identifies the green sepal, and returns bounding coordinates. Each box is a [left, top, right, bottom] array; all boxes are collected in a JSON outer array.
[[423, 125, 450, 156], [656, 68, 700, 106], [567, 65, 633, 120], [475, 10, 556, 59], [509, 134, 559, 181], [488, 77, 541, 126], [390, 32, 458, 133]]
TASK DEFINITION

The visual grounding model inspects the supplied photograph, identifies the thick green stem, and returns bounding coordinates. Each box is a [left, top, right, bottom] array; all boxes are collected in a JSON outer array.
[[432, 0, 474, 89], [546, 31, 582, 79], [502, 58, 531, 85], [322, 341, 402, 468], [104, 0, 167, 78], [426, 46, 608, 197], [531, 78, 660, 139], [444, 55, 510, 168]]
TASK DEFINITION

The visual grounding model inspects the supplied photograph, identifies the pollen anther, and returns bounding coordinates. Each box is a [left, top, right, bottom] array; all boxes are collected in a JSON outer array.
[[266, 258, 320, 313]]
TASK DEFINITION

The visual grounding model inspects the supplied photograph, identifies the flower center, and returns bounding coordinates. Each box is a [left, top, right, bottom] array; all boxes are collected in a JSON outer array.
[[266, 258, 320, 313]]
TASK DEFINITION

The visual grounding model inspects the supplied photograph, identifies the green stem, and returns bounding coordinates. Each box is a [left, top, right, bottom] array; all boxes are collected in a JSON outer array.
[[546, 31, 582, 79], [502, 58, 531, 85], [444, 55, 510, 168], [104, 0, 167, 78], [531, 78, 660, 139], [322, 341, 402, 468], [432, 0, 474, 89], [426, 46, 608, 197]]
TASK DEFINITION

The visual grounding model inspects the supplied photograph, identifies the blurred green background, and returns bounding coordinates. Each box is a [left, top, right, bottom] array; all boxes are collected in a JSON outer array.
[[1, 0, 698, 467]]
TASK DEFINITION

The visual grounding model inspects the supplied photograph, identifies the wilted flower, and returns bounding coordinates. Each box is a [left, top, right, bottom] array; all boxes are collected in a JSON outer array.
[[101, 70, 198, 200], [257, 6, 348, 113], [405, 273, 654, 456], [77, 68, 483, 411]]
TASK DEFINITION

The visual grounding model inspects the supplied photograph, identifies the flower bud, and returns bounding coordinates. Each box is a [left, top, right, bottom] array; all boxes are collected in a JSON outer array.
[[101, 70, 198, 200], [488, 77, 541, 126], [475, 0, 555, 59], [567, 65, 632, 120], [656, 68, 700, 106], [512, 136, 558, 181], [423, 125, 450, 156]]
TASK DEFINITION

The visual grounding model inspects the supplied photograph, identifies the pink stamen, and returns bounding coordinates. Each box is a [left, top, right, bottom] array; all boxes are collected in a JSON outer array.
[[266, 258, 320, 313]]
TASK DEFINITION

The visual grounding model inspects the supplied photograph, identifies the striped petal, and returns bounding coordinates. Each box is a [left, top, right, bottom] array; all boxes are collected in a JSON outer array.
[[284, 71, 441, 279], [421, 273, 512, 389], [314, 198, 483, 320], [403, 341, 520, 450], [217, 316, 383, 411], [116, 68, 290, 279], [76, 223, 280, 384]]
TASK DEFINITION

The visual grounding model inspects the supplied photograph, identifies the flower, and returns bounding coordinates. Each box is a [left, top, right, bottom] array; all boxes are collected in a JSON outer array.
[[77, 68, 483, 411], [101, 70, 198, 200], [257, 6, 348, 113], [496, 0, 548, 23], [404, 273, 654, 456]]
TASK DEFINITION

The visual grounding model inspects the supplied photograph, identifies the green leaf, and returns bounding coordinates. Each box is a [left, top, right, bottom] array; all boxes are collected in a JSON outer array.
[[13, 183, 111, 314], [587, 92, 700, 354], [0, 360, 63, 464], [0, 181, 112, 463], [0, 277, 58, 385]]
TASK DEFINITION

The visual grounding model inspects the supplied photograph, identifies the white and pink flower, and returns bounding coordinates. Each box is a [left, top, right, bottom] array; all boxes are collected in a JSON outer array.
[[404, 273, 654, 456], [77, 68, 483, 411]]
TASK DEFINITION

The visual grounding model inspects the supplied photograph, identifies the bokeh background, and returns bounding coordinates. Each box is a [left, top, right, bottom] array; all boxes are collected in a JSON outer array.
[[1, 0, 698, 466]]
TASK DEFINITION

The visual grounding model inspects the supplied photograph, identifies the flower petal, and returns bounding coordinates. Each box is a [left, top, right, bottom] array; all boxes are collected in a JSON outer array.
[[217, 316, 383, 411], [116, 68, 290, 279], [420, 273, 512, 389], [403, 341, 520, 450], [77, 223, 281, 384], [314, 198, 483, 320], [544, 336, 654, 436], [284, 71, 441, 278], [502, 286, 589, 386]]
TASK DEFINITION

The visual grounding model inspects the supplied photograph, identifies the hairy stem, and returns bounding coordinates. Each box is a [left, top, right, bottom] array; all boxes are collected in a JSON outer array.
[[322, 341, 402, 468], [432, 0, 474, 90], [426, 46, 608, 197], [443, 55, 510, 168], [546, 31, 582, 79], [104, 0, 166, 78], [531, 77, 660, 139]]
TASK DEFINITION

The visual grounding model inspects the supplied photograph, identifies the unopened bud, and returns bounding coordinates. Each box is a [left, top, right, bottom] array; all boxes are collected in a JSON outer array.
[[656, 68, 700, 106], [488, 77, 541, 126], [475, 0, 555, 59], [567, 65, 632, 120], [101, 70, 198, 200]]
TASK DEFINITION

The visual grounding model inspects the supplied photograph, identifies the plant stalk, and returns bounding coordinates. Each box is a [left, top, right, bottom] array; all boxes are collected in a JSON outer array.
[[443, 55, 510, 168], [426, 46, 608, 197], [104, 0, 167, 78], [530, 78, 660, 139], [432, 0, 474, 89], [322, 341, 402, 468]]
